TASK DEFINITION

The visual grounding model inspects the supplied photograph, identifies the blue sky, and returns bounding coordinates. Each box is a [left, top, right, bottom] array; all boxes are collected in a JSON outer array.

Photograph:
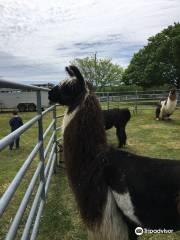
[[0, 0, 180, 84]]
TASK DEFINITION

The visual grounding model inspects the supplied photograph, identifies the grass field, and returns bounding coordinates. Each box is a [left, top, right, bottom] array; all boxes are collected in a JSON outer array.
[[0, 107, 180, 240]]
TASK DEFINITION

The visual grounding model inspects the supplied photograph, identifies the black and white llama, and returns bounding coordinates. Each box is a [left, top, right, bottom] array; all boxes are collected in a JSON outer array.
[[156, 89, 177, 120], [102, 108, 131, 148], [49, 66, 180, 240]]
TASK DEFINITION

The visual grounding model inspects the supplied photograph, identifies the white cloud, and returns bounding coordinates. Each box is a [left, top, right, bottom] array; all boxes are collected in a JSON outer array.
[[0, 0, 180, 83]]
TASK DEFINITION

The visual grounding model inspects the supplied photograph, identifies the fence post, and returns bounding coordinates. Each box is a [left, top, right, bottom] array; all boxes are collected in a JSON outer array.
[[135, 90, 138, 114], [118, 92, 120, 109], [37, 91, 46, 200], [107, 92, 110, 110], [53, 105, 58, 170]]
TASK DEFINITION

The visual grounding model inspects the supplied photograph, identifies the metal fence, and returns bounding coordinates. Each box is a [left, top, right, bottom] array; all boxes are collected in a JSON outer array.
[[97, 89, 180, 112], [0, 79, 63, 240]]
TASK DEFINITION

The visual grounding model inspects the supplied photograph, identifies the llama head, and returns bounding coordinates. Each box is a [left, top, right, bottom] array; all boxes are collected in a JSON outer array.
[[169, 88, 176, 101], [48, 65, 87, 107]]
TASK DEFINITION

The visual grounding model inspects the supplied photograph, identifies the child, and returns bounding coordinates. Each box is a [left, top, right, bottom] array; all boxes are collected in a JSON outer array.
[[9, 111, 23, 150]]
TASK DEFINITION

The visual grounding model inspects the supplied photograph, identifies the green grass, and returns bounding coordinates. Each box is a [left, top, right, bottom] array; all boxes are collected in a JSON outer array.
[[107, 109, 180, 159], [0, 109, 64, 239], [37, 170, 87, 240], [0, 107, 180, 240]]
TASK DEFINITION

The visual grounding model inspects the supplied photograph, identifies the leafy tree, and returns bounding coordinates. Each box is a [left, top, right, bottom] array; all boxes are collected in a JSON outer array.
[[123, 23, 180, 89], [71, 56, 124, 90]]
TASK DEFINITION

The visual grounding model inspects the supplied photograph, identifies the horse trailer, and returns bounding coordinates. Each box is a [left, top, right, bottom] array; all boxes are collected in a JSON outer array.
[[0, 89, 50, 112]]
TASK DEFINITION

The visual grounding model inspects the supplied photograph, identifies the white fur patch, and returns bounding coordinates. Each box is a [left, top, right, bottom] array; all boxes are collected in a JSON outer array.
[[112, 190, 141, 225], [165, 99, 177, 114], [62, 107, 79, 134], [88, 189, 129, 240], [61, 90, 89, 135], [160, 98, 177, 118]]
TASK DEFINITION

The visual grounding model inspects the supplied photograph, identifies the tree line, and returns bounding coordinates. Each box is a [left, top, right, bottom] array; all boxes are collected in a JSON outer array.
[[71, 23, 180, 90]]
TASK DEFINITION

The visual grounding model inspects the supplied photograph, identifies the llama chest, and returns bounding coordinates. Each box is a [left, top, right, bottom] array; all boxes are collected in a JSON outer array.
[[161, 99, 177, 115], [62, 108, 79, 134], [88, 189, 129, 240], [112, 190, 141, 225]]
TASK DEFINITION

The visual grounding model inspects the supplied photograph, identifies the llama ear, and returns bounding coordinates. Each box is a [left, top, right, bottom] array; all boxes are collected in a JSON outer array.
[[69, 65, 85, 87], [65, 66, 75, 77]]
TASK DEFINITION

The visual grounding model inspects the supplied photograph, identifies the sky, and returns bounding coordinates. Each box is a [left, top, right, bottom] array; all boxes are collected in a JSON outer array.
[[0, 0, 180, 84]]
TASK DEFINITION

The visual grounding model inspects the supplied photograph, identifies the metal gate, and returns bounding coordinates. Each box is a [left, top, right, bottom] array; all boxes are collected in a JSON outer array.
[[0, 79, 63, 240]]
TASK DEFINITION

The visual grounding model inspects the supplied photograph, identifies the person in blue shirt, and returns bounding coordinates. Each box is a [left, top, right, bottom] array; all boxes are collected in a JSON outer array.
[[9, 111, 23, 150]]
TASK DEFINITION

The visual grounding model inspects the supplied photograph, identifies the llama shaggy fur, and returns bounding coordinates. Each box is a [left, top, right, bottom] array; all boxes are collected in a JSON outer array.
[[102, 108, 131, 148], [156, 89, 177, 120], [49, 66, 180, 240]]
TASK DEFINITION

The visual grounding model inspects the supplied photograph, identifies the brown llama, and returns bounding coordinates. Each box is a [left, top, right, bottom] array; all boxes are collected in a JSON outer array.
[[49, 66, 180, 240]]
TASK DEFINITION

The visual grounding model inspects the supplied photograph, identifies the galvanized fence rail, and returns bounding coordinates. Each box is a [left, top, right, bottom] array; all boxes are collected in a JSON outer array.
[[97, 89, 180, 112], [0, 79, 63, 240]]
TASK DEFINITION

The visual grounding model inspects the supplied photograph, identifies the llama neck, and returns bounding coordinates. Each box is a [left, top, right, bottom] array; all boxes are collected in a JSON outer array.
[[166, 97, 177, 110], [63, 94, 108, 227], [63, 93, 107, 188], [63, 94, 107, 169], [62, 107, 79, 134], [169, 94, 176, 101]]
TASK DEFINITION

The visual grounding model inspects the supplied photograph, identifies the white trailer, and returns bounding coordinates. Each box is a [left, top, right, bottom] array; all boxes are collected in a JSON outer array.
[[0, 89, 50, 112]]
